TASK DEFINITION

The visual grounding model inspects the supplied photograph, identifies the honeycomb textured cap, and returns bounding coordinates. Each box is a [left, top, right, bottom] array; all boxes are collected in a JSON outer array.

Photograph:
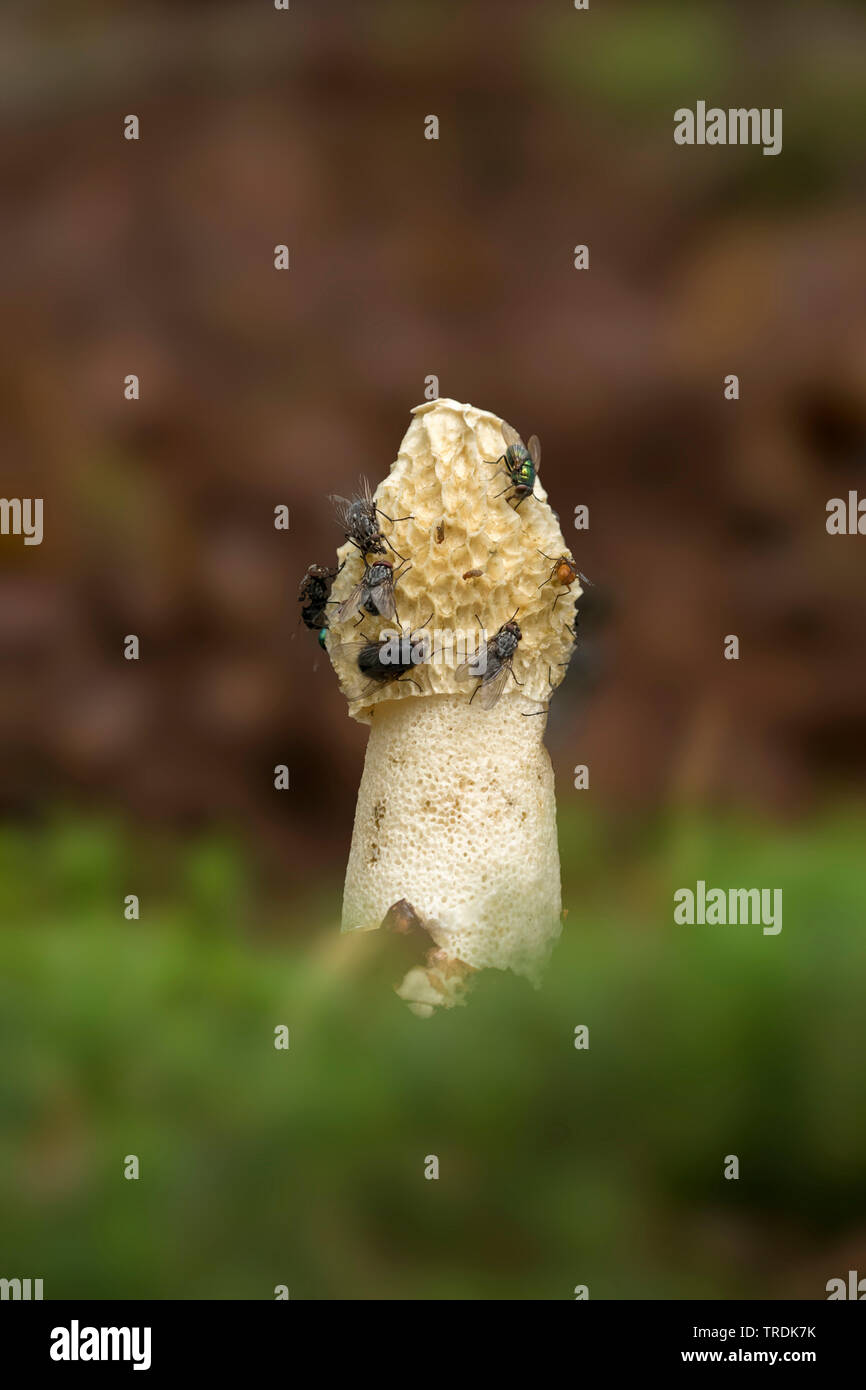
[[327, 397, 580, 723], [341, 693, 563, 978]]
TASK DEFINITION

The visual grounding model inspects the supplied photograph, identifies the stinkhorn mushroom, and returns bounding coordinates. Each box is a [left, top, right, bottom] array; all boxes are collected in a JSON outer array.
[[325, 398, 581, 1016]]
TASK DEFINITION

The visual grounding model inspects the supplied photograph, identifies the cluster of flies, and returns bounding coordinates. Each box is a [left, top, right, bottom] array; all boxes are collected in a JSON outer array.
[[297, 423, 587, 708]]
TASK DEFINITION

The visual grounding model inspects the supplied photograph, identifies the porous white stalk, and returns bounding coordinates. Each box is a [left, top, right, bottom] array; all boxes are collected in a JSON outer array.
[[341, 693, 562, 980]]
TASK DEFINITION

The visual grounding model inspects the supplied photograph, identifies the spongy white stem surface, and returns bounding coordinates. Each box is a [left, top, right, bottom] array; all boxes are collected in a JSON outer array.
[[341, 693, 562, 980]]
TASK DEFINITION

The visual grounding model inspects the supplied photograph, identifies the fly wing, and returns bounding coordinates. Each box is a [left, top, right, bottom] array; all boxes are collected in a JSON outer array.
[[475, 662, 510, 710], [349, 677, 386, 703], [500, 421, 521, 450], [335, 580, 368, 625], [330, 494, 353, 530], [455, 658, 479, 681], [368, 577, 397, 621], [455, 640, 489, 681], [528, 434, 542, 469], [328, 637, 368, 662]]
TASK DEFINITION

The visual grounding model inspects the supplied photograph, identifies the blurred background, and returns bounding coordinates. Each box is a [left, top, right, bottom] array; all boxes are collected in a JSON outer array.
[[0, 0, 864, 1299]]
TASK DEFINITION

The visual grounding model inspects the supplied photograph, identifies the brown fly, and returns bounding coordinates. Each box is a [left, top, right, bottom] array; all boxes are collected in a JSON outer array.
[[537, 551, 586, 609]]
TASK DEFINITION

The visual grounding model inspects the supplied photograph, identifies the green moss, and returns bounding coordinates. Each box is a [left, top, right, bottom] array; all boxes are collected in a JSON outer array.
[[0, 808, 864, 1298]]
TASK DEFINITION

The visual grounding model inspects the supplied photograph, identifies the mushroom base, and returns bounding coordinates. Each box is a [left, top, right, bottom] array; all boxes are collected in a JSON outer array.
[[341, 693, 563, 984]]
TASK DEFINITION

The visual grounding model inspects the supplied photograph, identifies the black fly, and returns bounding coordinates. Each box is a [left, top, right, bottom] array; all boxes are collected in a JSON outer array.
[[330, 477, 412, 559], [336, 615, 433, 697], [335, 557, 411, 625], [298, 563, 341, 633], [456, 614, 523, 709]]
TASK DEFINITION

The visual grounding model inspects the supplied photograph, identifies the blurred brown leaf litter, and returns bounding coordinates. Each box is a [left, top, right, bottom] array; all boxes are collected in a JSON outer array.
[[0, 0, 864, 886]]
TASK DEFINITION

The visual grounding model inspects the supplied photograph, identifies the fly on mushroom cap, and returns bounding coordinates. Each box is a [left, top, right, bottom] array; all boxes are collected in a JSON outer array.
[[325, 399, 585, 1015], [327, 398, 580, 722]]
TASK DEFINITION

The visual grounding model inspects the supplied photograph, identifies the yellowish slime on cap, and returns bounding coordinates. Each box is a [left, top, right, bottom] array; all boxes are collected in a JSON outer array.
[[327, 399, 581, 1016]]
